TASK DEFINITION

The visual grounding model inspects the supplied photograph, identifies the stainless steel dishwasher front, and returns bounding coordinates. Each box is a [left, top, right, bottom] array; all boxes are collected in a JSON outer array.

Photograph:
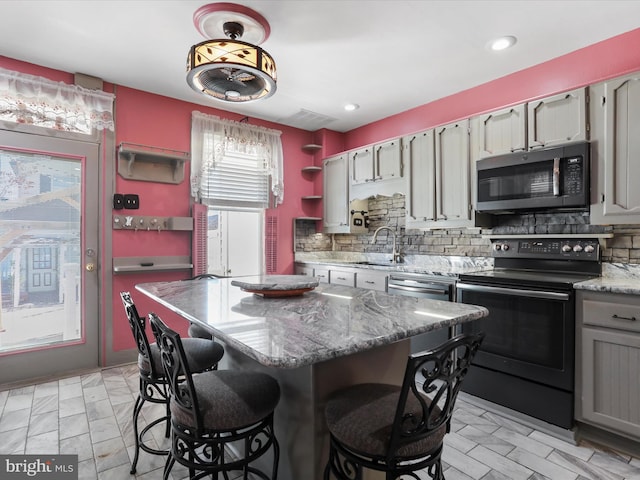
[[386, 273, 456, 353]]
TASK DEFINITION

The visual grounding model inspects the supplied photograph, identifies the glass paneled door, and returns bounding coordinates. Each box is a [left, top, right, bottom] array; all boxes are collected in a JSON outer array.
[[0, 130, 100, 384]]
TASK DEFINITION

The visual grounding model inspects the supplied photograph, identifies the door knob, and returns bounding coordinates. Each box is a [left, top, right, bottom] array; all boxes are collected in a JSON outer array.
[[85, 263, 95, 272]]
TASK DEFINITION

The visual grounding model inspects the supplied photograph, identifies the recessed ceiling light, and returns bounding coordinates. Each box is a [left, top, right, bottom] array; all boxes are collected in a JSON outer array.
[[344, 103, 359, 111], [490, 35, 517, 51]]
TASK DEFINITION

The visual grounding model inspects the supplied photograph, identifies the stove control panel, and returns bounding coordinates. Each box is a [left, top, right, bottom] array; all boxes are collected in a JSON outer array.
[[492, 238, 600, 260]]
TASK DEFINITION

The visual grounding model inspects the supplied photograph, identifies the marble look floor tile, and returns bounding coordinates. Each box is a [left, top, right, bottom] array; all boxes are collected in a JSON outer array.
[[83, 384, 108, 403], [92, 436, 130, 473], [0, 426, 28, 454], [86, 399, 114, 422], [106, 387, 135, 406], [28, 410, 58, 436], [442, 443, 492, 479], [529, 430, 595, 462], [439, 466, 475, 480], [492, 426, 555, 458], [547, 449, 625, 480], [507, 446, 579, 479], [58, 375, 82, 386], [33, 381, 59, 398], [126, 439, 167, 475], [456, 424, 516, 456], [445, 430, 479, 454], [60, 432, 94, 462], [4, 393, 33, 412], [477, 469, 514, 480], [9, 385, 35, 396], [59, 412, 89, 440], [0, 407, 31, 432], [59, 395, 86, 418], [77, 458, 98, 480], [588, 451, 640, 478], [97, 461, 134, 480], [453, 410, 501, 435], [32, 393, 59, 415], [88, 416, 121, 444], [59, 381, 83, 401], [25, 430, 59, 454], [482, 410, 536, 437], [467, 444, 533, 480], [81, 372, 104, 388]]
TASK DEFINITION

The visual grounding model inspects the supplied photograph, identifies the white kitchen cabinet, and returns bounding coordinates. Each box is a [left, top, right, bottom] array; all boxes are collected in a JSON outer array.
[[527, 87, 588, 149], [405, 121, 476, 229], [576, 291, 640, 440], [329, 269, 356, 287], [355, 270, 387, 292], [590, 72, 640, 224], [313, 266, 330, 283], [405, 130, 436, 226], [472, 104, 527, 159], [294, 263, 315, 276], [322, 154, 350, 233], [322, 154, 368, 234], [349, 139, 404, 200]]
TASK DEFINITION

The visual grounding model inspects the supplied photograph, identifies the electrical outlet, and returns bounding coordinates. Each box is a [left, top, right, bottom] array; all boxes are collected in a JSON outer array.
[[124, 194, 139, 209]]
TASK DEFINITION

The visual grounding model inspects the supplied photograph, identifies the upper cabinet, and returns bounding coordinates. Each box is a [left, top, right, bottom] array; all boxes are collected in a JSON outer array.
[[405, 120, 475, 229], [349, 139, 405, 200], [322, 154, 368, 234], [590, 72, 640, 224], [528, 87, 588, 149], [474, 104, 527, 158], [471, 87, 589, 162]]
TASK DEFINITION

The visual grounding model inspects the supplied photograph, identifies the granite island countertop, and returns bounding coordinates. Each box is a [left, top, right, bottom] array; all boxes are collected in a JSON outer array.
[[136, 277, 488, 369]]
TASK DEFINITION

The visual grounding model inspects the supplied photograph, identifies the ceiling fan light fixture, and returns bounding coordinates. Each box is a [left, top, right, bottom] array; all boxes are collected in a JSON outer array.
[[186, 3, 277, 103]]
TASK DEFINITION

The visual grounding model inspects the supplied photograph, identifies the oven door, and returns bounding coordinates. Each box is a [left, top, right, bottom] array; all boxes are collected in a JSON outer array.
[[456, 281, 575, 391]]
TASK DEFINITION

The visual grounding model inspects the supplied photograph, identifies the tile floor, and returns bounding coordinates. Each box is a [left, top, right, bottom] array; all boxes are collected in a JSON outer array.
[[0, 364, 639, 480]]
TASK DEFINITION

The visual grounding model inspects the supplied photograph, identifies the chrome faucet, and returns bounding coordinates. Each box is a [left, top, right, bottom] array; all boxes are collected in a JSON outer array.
[[372, 226, 401, 263]]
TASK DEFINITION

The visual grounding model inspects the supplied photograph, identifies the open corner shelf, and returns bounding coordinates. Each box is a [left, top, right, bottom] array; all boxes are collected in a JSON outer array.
[[301, 166, 322, 173], [302, 143, 323, 152], [301, 195, 322, 200]]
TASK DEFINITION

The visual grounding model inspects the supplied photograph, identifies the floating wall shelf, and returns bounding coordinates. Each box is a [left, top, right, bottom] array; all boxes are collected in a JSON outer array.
[[302, 143, 323, 152], [301, 166, 322, 173], [118, 142, 189, 184], [113, 256, 193, 274]]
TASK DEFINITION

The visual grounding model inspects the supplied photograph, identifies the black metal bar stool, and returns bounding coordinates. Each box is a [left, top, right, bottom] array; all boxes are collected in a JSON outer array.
[[149, 312, 281, 480], [324, 332, 484, 480], [120, 291, 225, 474]]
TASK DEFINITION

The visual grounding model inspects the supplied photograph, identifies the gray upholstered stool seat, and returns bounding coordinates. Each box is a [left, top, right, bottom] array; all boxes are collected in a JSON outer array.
[[187, 322, 213, 339], [325, 383, 445, 459], [171, 369, 280, 430], [139, 338, 223, 375]]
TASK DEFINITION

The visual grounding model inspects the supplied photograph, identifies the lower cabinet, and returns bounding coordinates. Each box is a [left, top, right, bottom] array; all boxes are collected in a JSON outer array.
[[577, 291, 640, 440], [294, 263, 388, 291], [355, 271, 387, 292]]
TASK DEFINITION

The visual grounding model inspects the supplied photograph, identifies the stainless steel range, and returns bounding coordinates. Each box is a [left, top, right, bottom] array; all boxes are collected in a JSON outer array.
[[456, 237, 601, 429]]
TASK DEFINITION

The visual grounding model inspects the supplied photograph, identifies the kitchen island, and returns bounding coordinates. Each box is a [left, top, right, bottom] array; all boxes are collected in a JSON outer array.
[[136, 277, 488, 480]]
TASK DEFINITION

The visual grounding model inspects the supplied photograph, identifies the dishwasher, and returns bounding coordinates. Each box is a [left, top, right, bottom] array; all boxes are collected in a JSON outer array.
[[387, 273, 456, 353]]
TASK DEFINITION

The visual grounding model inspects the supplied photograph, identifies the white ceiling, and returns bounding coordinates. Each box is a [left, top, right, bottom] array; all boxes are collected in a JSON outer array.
[[2, 1, 639, 132]]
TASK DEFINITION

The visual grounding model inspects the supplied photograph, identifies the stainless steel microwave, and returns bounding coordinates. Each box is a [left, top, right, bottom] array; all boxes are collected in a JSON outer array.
[[476, 141, 590, 213]]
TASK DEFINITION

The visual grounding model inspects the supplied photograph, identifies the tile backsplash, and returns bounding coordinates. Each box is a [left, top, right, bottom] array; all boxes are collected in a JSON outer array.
[[295, 194, 640, 264]]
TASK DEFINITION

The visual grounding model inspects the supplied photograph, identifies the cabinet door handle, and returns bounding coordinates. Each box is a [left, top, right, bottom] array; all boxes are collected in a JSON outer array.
[[365, 280, 375, 284], [337, 276, 347, 280], [612, 314, 637, 321]]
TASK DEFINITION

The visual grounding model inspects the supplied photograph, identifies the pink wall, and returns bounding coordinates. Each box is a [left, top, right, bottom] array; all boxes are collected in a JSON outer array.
[[3, 25, 640, 360], [344, 28, 640, 150]]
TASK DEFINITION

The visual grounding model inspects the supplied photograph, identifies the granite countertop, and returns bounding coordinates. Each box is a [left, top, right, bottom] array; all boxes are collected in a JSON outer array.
[[574, 263, 640, 295], [296, 254, 494, 277], [136, 277, 488, 369]]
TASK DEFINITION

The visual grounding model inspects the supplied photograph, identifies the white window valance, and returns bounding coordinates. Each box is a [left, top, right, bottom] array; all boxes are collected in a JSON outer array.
[[191, 111, 284, 208], [0, 67, 115, 134]]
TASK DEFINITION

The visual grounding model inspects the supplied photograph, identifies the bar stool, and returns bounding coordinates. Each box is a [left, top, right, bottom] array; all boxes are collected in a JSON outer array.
[[149, 312, 281, 480], [324, 332, 484, 480], [120, 292, 225, 474]]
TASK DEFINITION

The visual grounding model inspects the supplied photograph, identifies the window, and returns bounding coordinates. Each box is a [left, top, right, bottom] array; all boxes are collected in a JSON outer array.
[[190, 111, 283, 209]]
